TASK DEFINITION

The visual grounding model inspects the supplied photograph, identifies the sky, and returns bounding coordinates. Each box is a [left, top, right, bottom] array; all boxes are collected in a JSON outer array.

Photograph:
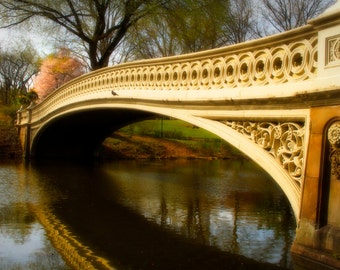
[[0, 27, 53, 55]]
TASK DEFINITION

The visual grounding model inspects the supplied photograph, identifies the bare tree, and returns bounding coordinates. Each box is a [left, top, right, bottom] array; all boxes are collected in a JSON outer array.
[[127, 13, 180, 59], [0, 0, 164, 70], [126, 0, 240, 59], [261, 0, 336, 32], [0, 46, 38, 105], [224, 0, 256, 44], [166, 0, 232, 53]]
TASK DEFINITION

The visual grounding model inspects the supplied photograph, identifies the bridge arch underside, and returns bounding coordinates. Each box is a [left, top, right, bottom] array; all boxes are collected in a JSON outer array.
[[31, 108, 156, 159], [31, 105, 300, 218]]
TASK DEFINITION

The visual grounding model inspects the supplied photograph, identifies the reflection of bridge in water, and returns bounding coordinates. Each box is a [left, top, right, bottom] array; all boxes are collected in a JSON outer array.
[[32, 205, 115, 270], [17, 2, 340, 269]]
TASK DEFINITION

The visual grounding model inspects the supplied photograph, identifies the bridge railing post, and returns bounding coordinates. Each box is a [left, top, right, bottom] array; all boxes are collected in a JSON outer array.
[[16, 104, 33, 159], [309, 0, 340, 79]]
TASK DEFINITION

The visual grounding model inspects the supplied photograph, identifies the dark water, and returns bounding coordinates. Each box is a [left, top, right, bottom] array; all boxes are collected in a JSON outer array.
[[0, 159, 296, 270]]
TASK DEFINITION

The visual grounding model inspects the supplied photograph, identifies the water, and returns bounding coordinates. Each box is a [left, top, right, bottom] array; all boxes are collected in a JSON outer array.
[[0, 159, 296, 269], [0, 161, 68, 269]]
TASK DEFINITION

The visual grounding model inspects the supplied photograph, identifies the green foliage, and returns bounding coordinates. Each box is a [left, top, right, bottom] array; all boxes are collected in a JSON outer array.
[[0, 104, 18, 123], [120, 119, 218, 139], [166, 0, 232, 52], [118, 119, 243, 157], [17, 90, 38, 106], [333, 253, 340, 260]]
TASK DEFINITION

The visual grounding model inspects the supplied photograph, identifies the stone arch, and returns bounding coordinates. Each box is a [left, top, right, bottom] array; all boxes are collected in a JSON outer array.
[[30, 107, 155, 159], [30, 104, 300, 218]]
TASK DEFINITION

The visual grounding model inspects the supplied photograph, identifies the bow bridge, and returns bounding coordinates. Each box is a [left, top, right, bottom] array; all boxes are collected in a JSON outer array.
[[16, 2, 340, 269]]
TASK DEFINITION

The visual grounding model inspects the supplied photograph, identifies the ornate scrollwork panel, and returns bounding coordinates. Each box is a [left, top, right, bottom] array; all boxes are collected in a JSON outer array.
[[328, 122, 340, 180], [223, 120, 305, 186], [327, 35, 340, 66]]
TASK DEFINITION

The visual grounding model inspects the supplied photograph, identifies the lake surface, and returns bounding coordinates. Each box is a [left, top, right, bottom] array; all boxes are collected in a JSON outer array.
[[0, 159, 296, 269]]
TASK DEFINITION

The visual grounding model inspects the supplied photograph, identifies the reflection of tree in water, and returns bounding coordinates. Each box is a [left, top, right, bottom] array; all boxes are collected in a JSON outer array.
[[0, 203, 35, 244], [231, 192, 240, 254], [0, 163, 69, 270], [186, 198, 205, 243], [228, 186, 295, 268], [0, 164, 35, 244], [27, 250, 69, 270], [278, 196, 296, 268], [160, 196, 168, 227], [154, 161, 295, 269], [159, 187, 208, 243]]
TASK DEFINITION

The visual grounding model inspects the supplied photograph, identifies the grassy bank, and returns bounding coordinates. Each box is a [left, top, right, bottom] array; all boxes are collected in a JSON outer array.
[[101, 119, 244, 159]]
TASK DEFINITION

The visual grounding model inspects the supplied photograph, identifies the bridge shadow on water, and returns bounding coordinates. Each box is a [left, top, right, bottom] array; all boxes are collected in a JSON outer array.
[[33, 159, 293, 270], [52, 188, 286, 270]]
